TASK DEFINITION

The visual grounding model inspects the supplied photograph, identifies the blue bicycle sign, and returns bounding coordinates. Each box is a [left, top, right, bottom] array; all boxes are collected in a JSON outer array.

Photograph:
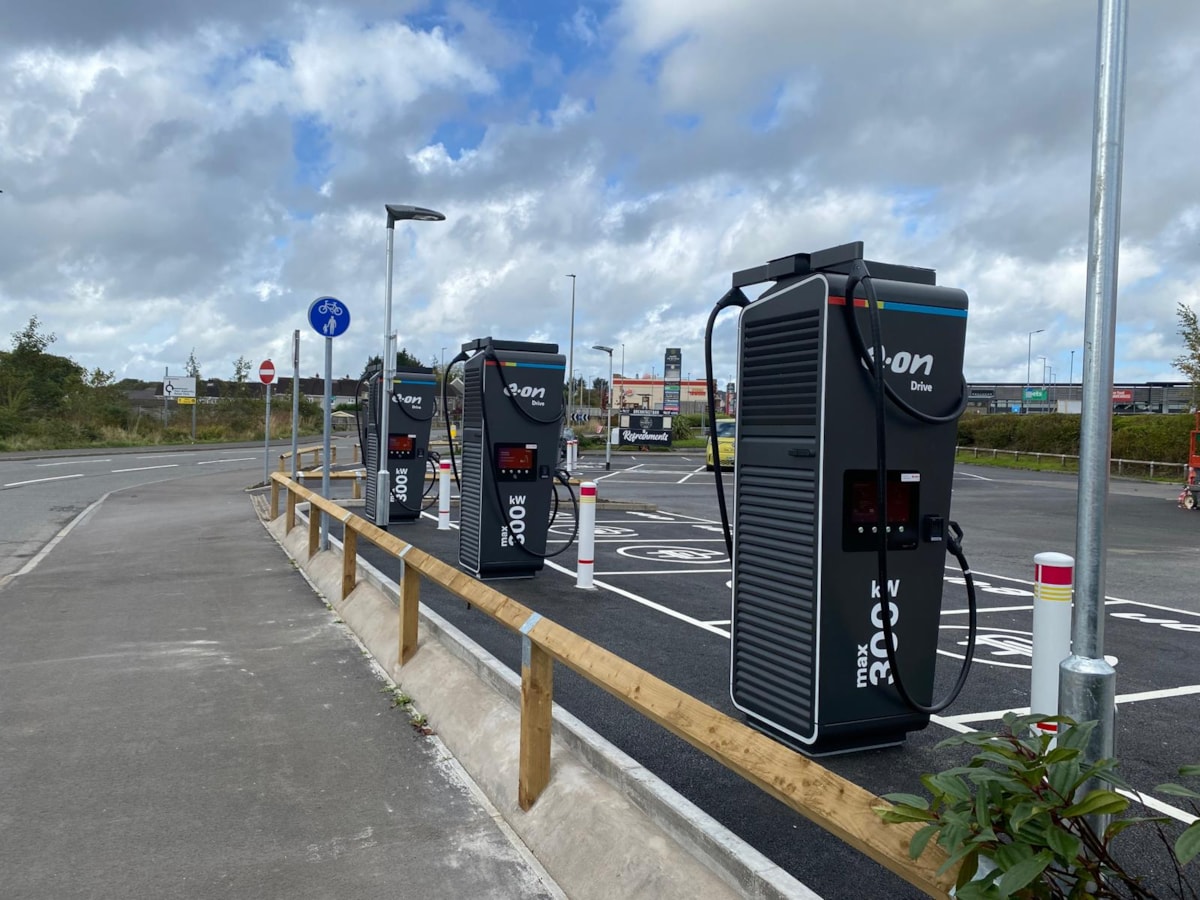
[[308, 296, 350, 338]]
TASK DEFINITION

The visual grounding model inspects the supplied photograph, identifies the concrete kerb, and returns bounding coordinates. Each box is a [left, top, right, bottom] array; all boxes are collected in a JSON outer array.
[[262, 507, 818, 900]]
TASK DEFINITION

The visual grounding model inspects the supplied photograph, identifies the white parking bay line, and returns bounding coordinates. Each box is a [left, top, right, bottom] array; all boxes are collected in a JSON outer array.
[[542, 559, 730, 638], [598, 569, 731, 576], [4, 473, 85, 487], [111, 464, 179, 473]]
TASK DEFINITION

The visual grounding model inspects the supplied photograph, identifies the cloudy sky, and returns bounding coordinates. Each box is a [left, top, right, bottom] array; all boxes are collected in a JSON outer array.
[[2, 0, 1198, 392]]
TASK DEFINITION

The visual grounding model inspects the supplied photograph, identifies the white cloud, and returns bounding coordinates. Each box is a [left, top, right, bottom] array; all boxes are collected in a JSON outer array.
[[1, 0, 1199, 396]]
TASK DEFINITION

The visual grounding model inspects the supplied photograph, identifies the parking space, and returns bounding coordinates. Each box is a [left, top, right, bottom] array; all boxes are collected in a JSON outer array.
[[317, 453, 1199, 897], [532, 493, 1200, 830]]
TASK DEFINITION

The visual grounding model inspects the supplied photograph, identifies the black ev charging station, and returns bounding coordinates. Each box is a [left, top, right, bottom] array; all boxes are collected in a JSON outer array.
[[456, 338, 570, 579], [362, 366, 438, 524], [705, 242, 977, 756]]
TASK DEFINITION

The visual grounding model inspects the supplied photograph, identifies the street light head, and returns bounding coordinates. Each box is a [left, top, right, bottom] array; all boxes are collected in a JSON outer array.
[[386, 204, 446, 227], [592, 345, 613, 354]]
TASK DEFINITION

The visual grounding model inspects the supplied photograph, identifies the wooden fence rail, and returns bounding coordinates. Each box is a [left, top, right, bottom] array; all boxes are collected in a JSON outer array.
[[268, 471, 958, 898], [956, 445, 1187, 479]]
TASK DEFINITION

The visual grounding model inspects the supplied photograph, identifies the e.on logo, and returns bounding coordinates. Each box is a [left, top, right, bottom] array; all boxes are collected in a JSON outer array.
[[503, 383, 546, 399], [865, 345, 934, 376]]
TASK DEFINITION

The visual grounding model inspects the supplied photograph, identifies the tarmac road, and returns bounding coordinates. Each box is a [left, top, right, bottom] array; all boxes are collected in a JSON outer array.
[[335, 450, 1200, 899]]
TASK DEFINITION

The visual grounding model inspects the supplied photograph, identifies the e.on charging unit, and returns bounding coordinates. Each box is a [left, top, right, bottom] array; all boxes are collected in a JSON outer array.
[[458, 338, 567, 579], [363, 366, 437, 524], [714, 242, 974, 756]]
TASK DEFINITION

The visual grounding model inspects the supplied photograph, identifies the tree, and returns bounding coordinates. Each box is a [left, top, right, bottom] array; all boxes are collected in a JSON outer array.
[[1173, 302, 1200, 395], [359, 347, 427, 380], [230, 355, 252, 397], [0, 316, 85, 416], [185, 348, 202, 382]]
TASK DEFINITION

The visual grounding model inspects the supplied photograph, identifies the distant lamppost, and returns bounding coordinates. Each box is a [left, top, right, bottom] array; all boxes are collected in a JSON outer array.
[[1025, 328, 1044, 413], [565, 274, 576, 428], [593, 344, 614, 470], [376, 203, 446, 527]]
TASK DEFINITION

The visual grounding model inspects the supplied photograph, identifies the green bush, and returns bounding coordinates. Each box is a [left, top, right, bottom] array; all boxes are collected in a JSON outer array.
[[878, 713, 1200, 898], [957, 413, 1194, 463]]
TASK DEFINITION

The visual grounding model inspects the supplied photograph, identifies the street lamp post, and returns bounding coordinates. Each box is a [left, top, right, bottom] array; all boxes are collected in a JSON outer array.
[[1026, 328, 1044, 413], [376, 203, 445, 528], [592, 345, 614, 470], [565, 274, 576, 429]]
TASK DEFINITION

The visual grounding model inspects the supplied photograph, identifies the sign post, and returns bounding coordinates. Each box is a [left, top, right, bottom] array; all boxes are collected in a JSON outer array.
[[307, 296, 351, 550], [260, 360, 276, 487], [290, 330, 300, 481]]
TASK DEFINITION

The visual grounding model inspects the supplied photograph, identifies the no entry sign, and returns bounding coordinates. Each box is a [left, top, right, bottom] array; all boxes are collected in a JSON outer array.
[[259, 360, 275, 384]]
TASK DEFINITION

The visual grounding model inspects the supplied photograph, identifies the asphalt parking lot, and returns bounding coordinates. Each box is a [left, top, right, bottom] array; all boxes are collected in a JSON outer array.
[[323, 450, 1200, 898]]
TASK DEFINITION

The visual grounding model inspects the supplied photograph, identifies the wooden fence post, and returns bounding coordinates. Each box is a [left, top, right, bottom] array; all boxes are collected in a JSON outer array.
[[286, 489, 296, 531], [342, 526, 358, 599], [398, 560, 420, 665], [308, 505, 320, 558], [270, 479, 279, 519], [519, 615, 553, 811]]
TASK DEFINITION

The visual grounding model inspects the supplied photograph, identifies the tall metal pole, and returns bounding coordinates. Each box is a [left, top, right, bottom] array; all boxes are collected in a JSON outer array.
[[1060, 0, 1128, 785], [263, 383, 272, 487], [321, 337, 333, 551], [376, 222, 397, 527], [291, 330, 300, 481], [1025, 329, 1043, 413], [605, 351, 612, 470], [566, 274, 576, 427]]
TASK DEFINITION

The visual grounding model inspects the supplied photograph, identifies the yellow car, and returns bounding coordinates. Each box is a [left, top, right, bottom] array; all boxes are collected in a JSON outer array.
[[706, 420, 736, 471]]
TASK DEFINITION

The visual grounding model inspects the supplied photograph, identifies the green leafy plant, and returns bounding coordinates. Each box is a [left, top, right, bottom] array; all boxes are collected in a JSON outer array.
[[875, 713, 1200, 898]]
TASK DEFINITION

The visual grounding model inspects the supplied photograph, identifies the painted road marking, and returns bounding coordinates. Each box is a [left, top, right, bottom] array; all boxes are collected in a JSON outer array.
[[4, 473, 85, 487], [615, 545, 728, 563], [112, 464, 180, 473], [197, 456, 257, 464], [36, 459, 112, 466]]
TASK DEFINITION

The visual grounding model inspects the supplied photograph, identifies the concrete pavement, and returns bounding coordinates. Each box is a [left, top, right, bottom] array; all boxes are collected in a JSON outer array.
[[0, 468, 561, 899]]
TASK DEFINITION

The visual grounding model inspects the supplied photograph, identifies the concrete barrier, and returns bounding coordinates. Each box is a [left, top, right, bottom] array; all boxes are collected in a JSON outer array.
[[265, 512, 816, 900]]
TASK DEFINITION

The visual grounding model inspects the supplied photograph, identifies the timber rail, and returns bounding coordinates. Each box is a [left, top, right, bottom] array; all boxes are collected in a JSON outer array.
[[268, 471, 959, 898]]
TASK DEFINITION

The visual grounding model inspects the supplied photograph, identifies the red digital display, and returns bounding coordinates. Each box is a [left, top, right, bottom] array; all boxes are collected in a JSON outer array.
[[497, 446, 534, 471], [388, 435, 414, 454], [848, 477, 913, 525]]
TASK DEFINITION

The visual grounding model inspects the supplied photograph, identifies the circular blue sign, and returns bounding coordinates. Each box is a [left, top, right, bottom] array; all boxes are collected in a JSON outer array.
[[308, 296, 350, 338]]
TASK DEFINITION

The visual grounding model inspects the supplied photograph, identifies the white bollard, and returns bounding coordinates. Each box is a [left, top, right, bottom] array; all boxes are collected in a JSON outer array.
[[1031, 551, 1074, 734], [576, 481, 596, 589], [567, 439, 578, 473], [438, 460, 452, 531]]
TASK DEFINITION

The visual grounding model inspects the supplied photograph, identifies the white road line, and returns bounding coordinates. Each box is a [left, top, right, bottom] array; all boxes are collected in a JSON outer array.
[[545, 562, 732, 638], [942, 604, 1035, 615], [197, 457, 257, 464], [941, 567, 1200, 619], [36, 459, 112, 467], [934, 704, 1200, 826], [940, 684, 1200, 726], [584, 569, 732, 576], [415, 509, 728, 638], [546, 537, 726, 545], [3, 473, 85, 487], [0, 493, 109, 591], [111, 464, 179, 473], [955, 471, 995, 481]]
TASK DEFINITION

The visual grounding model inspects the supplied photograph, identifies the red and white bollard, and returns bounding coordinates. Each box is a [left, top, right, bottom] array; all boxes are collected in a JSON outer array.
[[576, 481, 596, 589], [437, 459, 452, 530], [1031, 551, 1074, 733]]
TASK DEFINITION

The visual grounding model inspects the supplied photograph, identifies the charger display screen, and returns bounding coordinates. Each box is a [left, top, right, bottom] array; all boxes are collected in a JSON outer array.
[[495, 443, 537, 481], [843, 470, 919, 551]]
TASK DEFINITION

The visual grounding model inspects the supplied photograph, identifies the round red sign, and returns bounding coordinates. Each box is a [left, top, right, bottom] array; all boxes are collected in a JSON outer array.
[[259, 360, 275, 384]]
